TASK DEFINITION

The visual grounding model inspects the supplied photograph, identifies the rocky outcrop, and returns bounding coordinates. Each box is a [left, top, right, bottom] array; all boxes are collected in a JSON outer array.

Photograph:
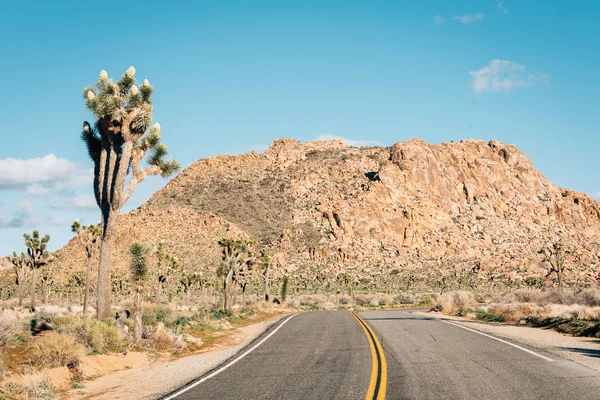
[[50, 138, 600, 290]]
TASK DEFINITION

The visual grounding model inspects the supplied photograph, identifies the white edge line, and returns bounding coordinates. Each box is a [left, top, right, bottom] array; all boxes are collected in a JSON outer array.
[[164, 313, 297, 399], [443, 320, 553, 362]]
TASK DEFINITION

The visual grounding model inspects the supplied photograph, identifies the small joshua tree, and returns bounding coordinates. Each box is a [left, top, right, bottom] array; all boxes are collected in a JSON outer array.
[[540, 239, 571, 290], [280, 275, 289, 303], [217, 238, 255, 310], [72, 220, 101, 316], [259, 248, 272, 302], [154, 242, 179, 303], [8, 252, 31, 307], [23, 231, 51, 309], [130, 241, 151, 342], [82, 67, 180, 319]]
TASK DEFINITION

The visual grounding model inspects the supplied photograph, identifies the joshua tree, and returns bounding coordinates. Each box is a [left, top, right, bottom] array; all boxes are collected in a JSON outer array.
[[258, 248, 271, 302], [23, 231, 50, 309], [217, 238, 255, 310], [72, 220, 101, 316], [179, 273, 202, 305], [81, 67, 180, 319], [540, 239, 570, 290], [154, 242, 179, 303], [280, 275, 289, 302], [130, 241, 151, 342], [40, 269, 54, 304], [8, 252, 30, 307]]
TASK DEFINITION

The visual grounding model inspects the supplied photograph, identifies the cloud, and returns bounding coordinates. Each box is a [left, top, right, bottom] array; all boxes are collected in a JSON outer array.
[[0, 154, 92, 194], [313, 134, 382, 147], [63, 194, 98, 210], [434, 14, 445, 24], [0, 199, 38, 228], [453, 12, 485, 24], [497, 0, 509, 14], [469, 60, 550, 93], [590, 192, 600, 201]]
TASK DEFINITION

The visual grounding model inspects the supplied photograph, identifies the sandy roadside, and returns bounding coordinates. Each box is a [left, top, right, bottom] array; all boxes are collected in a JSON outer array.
[[415, 310, 600, 371], [66, 313, 290, 400]]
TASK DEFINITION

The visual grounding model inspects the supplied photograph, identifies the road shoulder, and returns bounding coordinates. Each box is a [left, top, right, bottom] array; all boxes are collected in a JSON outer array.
[[67, 313, 290, 400], [413, 310, 600, 371]]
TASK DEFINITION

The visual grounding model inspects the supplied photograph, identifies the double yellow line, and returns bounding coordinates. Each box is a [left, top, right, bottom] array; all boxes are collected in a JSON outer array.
[[352, 312, 387, 400]]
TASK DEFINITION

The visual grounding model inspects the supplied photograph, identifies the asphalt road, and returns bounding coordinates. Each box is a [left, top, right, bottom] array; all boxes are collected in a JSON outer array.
[[165, 310, 600, 400]]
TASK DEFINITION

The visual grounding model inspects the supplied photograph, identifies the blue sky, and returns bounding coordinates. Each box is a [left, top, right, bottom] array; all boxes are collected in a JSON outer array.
[[0, 0, 599, 255]]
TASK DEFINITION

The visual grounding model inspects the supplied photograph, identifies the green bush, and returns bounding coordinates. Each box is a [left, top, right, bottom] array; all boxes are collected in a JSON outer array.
[[142, 305, 177, 327]]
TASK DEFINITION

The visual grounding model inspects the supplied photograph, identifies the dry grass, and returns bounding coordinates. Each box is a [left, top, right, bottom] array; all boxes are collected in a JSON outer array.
[[5, 375, 56, 399], [52, 315, 127, 353], [30, 332, 86, 368], [0, 314, 22, 346], [433, 291, 475, 314]]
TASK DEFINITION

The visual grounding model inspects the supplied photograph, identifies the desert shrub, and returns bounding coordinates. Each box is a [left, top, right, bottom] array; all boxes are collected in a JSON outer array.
[[338, 294, 352, 305], [6, 376, 55, 399], [354, 295, 372, 307], [0, 316, 21, 346], [142, 305, 177, 327], [297, 294, 328, 307], [148, 323, 186, 351], [30, 332, 86, 368], [322, 302, 336, 310], [574, 289, 600, 307], [394, 293, 415, 305], [51, 315, 84, 334], [434, 291, 475, 314], [211, 309, 234, 320], [78, 319, 126, 353], [51, 316, 126, 353]]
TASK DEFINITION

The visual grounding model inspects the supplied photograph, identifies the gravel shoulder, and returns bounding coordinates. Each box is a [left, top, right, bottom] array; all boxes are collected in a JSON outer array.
[[413, 310, 600, 372], [66, 313, 289, 400]]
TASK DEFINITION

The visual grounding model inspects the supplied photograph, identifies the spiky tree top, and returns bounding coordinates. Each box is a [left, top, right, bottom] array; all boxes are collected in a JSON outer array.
[[8, 251, 31, 270], [130, 241, 151, 283], [71, 220, 100, 258], [23, 230, 50, 269], [81, 67, 180, 214]]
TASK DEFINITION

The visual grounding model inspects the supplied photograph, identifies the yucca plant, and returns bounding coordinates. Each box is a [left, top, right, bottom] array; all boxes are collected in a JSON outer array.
[[217, 238, 255, 310], [82, 67, 180, 319], [130, 240, 151, 342], [23, 230, 51, 309], [72, 220, 101, 316], [7, 252, 31, 307]]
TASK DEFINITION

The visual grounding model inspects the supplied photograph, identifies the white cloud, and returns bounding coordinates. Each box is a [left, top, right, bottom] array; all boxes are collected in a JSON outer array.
[[313, 134, 382, 147], [590, 192, 600, 201], [469, 60, 550, 93], [497, 0, 509, 14], [434, 14, 445, 24], [0, 154, 92, 194], [0, 199, 38, 228], [63, 194, 97, 210], [453, 12, 485, 24]]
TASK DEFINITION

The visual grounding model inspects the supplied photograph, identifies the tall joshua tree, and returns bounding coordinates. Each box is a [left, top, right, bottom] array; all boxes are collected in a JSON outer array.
[[130, 241, 151, 342], [8, 252, 31, 307], [72, 220, 101, 316], [23, 230, 50, 309], [217, 238, 255, 310], [81, 67, 180, 319]]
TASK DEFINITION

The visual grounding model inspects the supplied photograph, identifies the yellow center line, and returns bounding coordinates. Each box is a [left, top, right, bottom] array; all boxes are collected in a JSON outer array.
[[352, 312, 387, 400]]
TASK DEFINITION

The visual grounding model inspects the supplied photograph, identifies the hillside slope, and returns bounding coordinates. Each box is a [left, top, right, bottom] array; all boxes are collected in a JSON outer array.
[[51, 138, 600, 291]]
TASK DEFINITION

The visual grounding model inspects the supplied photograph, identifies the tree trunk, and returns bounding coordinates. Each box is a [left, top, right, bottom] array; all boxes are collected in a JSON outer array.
[[83, 256, 92, 317], [97, 212, 119, 320], [157, 281, 163, 303], [18, 282, 24, 307], [264, 268, 270, 302], [30, 268, 38, 309], [43, 286, 49, 304], [132, 286, 143, 343]]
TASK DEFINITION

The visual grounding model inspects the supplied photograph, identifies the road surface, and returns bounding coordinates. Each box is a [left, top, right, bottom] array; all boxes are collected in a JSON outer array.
[[163, 310, 600, 399]]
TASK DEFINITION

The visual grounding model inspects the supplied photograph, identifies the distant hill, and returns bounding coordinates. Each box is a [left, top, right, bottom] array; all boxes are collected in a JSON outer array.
[[48, 138, 600, 291]]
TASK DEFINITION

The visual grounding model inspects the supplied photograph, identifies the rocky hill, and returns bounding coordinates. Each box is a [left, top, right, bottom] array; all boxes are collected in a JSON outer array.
[[49, 138, 600, 291]]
